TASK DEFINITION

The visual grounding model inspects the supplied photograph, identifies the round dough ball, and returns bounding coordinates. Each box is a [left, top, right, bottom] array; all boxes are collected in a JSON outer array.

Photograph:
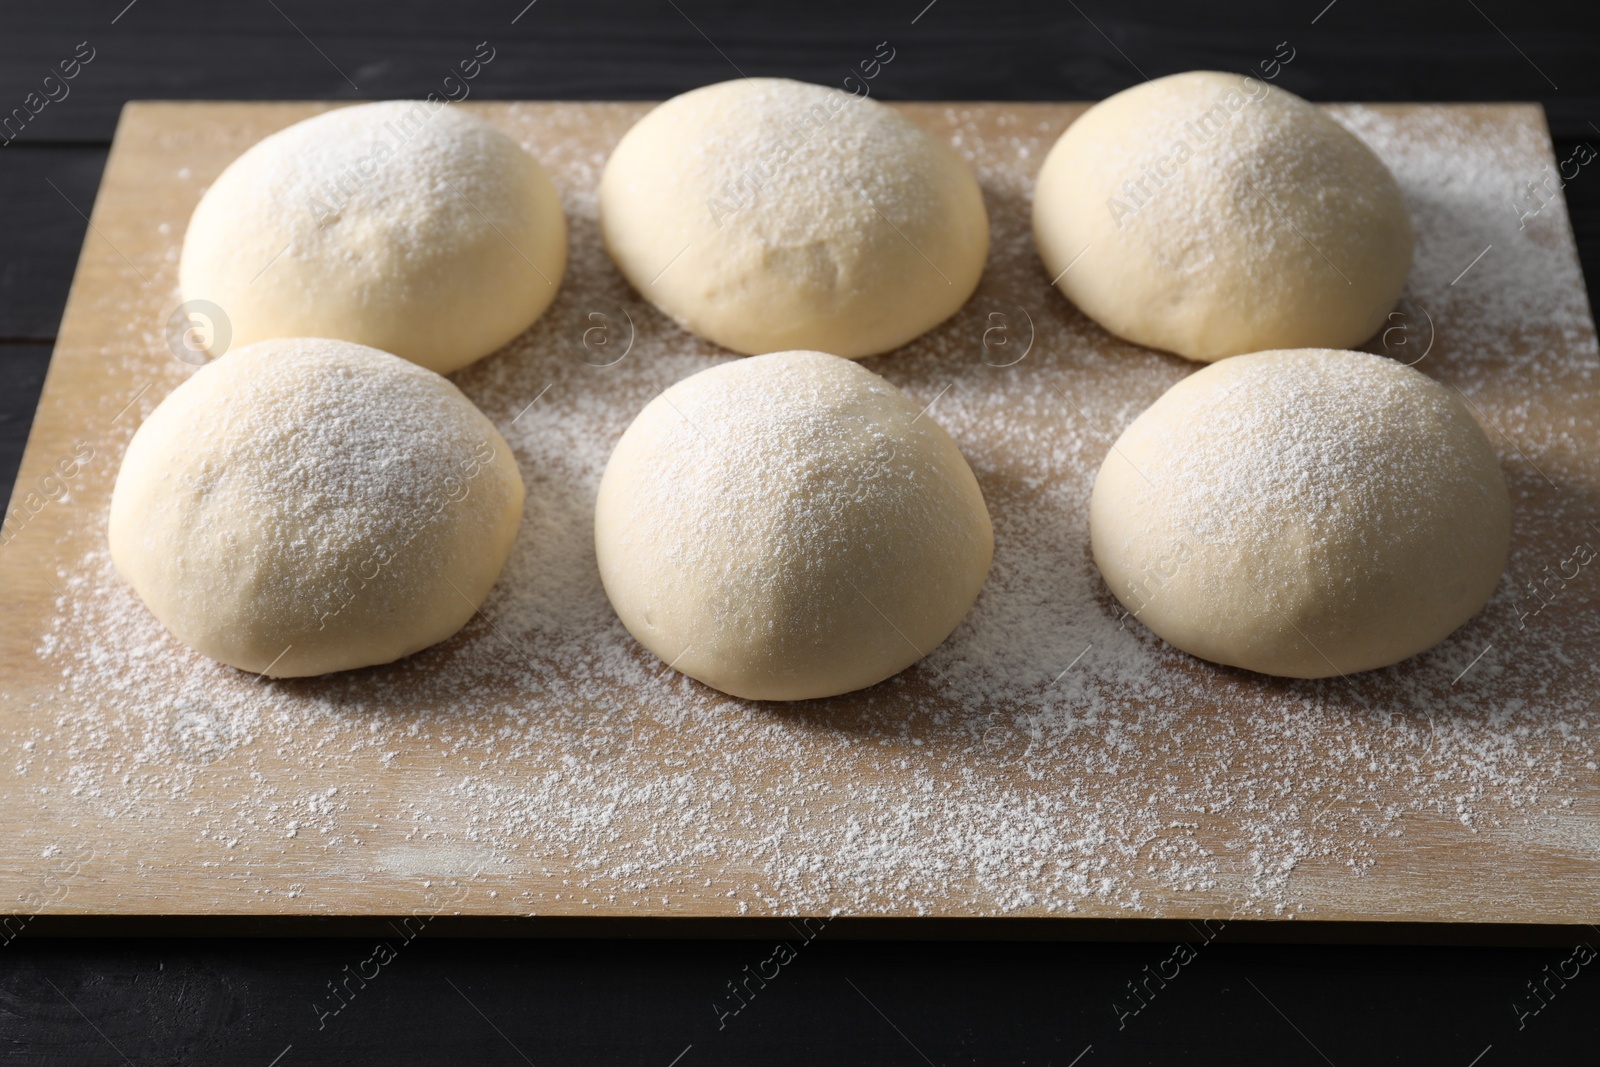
[[1090, 349, 1509, 678], [599, 78, 989, 358], [109, 338, 525, 677], [180, 101, 567, 375], [595, 351, 993, 700], [1034, 71, 1413, 362]]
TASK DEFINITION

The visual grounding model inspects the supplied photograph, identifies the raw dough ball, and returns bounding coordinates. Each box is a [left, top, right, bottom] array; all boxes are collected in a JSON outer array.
[[1034, 71, 1413, 362], [180, 101, 567, 374], [595, 351, 993, 700], [109, 338, 525, 677], [599, 78, 988, 358], [1089, 349, 1509, 678]]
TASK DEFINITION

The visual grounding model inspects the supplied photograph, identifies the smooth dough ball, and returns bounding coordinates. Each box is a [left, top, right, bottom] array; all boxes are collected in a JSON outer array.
[[180, 101, 567, 374], [1089, 349, 1509, 678], [599, 78, 989, 358], [109, 338, 525, 677], [595, 351, 993, 700], [1034, 71, 1413, 362]]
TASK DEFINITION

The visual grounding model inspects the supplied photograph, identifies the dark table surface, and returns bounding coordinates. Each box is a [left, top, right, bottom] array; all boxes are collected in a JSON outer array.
[[4, 0, 1600, 1062]]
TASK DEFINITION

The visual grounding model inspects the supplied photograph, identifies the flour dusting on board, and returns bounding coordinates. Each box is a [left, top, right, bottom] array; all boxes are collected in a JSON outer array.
[[16, 103, 1600, 918]]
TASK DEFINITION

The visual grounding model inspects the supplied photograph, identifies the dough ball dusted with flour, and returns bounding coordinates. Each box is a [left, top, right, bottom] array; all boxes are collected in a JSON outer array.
[[109, 338, 525, 678], [595, 351, 993, 701], [180, 101, 567, 375], [1090, 349, 1510, 678], [599, 78, 989, 358], [1034, 72, 1413, 362]]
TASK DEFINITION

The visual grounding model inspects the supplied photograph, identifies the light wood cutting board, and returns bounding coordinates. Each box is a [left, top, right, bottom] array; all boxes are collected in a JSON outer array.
[[2, 100, 1597, 924]]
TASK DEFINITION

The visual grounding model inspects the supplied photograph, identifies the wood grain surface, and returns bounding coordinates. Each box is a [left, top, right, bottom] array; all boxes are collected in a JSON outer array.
[[2, 99, 1597, 924]]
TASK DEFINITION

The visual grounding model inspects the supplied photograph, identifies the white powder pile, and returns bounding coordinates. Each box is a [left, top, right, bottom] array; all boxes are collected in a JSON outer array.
[[13, 102, 1600, 919]]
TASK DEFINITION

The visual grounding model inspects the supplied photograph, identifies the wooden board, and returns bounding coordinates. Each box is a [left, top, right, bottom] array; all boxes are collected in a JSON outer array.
[[3, 100, 1598, 924]]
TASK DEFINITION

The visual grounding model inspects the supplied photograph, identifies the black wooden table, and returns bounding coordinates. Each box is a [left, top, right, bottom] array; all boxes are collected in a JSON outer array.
[[4, 1, 1599, 1062]]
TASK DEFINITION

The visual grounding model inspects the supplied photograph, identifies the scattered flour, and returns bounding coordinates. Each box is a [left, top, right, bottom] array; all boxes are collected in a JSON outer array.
[[11, 102, 1600, 919]]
